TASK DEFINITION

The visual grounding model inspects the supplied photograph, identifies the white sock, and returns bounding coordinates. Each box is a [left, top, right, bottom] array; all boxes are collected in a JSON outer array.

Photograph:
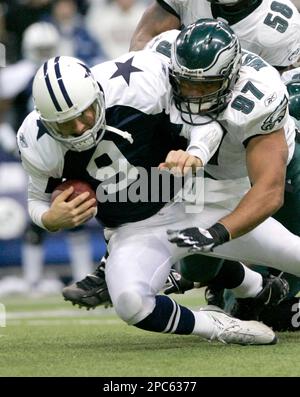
[[191, 310, 217, 339], [67, 231, 94, 281], [22, 243, 43, 286], [231, 264, 263, 298]]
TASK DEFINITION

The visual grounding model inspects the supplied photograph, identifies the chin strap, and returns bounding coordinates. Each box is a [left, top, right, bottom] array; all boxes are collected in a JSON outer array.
[[105, 125, 134, 144]]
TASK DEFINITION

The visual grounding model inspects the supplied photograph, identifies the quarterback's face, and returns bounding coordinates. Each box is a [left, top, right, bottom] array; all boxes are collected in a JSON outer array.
[[57, 105, 96, 137]]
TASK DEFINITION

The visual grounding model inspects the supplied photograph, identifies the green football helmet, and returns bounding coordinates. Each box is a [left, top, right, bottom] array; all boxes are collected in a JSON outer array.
[[169, 18, 241, 125], [286, 79, 300, 127]]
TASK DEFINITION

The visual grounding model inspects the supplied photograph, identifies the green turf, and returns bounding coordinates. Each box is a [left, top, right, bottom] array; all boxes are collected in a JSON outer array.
[[0, 292, 300, 377]]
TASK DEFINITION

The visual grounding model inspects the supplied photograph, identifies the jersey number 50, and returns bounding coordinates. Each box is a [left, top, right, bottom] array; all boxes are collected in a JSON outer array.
[[263, 0, 293, 33]]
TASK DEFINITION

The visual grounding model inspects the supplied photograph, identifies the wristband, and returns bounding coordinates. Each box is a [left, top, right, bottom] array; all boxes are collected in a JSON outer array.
[[207, 222, 231, 245]]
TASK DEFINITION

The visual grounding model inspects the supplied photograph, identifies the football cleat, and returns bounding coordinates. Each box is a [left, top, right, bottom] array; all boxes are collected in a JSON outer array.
[[62, 262, 112, 309], [230, 274, 289, 321], [200, 305, 277, 345], [63, 266, 194, 309]]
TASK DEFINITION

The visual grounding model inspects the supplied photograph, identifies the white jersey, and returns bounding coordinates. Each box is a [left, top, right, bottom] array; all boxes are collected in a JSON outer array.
[[17, 50, 223, 229], [144, 29, 180, 59], [159, 0, 300, 66], [146, 30, 296, 179], [205, 51, 296, 180], [281, 65, 300, 82]]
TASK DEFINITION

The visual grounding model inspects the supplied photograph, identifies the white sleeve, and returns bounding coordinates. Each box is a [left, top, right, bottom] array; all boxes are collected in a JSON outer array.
[[24, 163, 52, 230], [281, 67, 300, 83], [28, 185, 51, 229], [19, 149, 52, 230], [237, 94, 289, 144], [225, 62, 290, 144], [182, 120, 223, 166], [17, 112, 65, 230]]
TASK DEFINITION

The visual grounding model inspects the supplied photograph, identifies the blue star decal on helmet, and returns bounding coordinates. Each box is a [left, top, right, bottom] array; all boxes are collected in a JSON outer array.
[[110, 57, 142, 86]]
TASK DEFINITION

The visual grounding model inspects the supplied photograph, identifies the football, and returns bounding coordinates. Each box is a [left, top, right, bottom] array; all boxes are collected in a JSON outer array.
[[51, 179, 97, 206]]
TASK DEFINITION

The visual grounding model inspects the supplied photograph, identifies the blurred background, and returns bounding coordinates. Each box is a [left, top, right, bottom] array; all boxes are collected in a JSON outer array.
[[0, 0, 151, 297]]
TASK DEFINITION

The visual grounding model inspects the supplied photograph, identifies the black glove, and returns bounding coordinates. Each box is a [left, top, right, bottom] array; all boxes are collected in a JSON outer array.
[[167, 223, 230, 252], [164, 269, 195, 295]]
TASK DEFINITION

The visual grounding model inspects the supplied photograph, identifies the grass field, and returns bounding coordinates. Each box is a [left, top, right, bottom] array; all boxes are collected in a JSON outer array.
[[1, 290, 300, 377]]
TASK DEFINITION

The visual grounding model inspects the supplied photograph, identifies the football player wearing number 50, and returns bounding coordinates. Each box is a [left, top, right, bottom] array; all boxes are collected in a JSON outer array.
[[130, 0, 300, 73]]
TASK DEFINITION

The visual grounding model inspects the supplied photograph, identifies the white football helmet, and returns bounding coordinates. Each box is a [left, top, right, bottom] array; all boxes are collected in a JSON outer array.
[[32, 56, 106, 151], [22, 22, 60, 65]]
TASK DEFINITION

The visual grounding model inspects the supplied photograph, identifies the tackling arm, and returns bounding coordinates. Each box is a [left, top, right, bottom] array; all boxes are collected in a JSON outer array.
[[159, 121, 224, 175], [218, 128, 288, 238], [167, 128, 289, 251]]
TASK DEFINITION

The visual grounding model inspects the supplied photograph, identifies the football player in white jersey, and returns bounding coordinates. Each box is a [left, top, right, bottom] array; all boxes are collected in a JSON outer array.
[[159, 19, 295, 242], [145, 23, 300, 329], [215, 75, 300, 330], [164, 19, 300, 321], [0, 22, 95, 292], [130, 0, 300, 71], [18, 46, 300, 344]]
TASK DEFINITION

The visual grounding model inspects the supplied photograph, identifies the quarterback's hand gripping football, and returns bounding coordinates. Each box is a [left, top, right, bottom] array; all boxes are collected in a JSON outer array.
[[42, 187, 97, 232], [167, 223, 231, 252]]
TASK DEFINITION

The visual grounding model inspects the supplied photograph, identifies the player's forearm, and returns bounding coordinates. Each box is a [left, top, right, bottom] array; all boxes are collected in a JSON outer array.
[[129, 2, 180, 51], [130, 31, 156, 51], [28, 199, 51, 231], [41, 210, 61, 232], [27, 178, 53, 230], [130, 5, 157, 51], [221, 129, 288, 238], [218, 183, 284, 239]]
